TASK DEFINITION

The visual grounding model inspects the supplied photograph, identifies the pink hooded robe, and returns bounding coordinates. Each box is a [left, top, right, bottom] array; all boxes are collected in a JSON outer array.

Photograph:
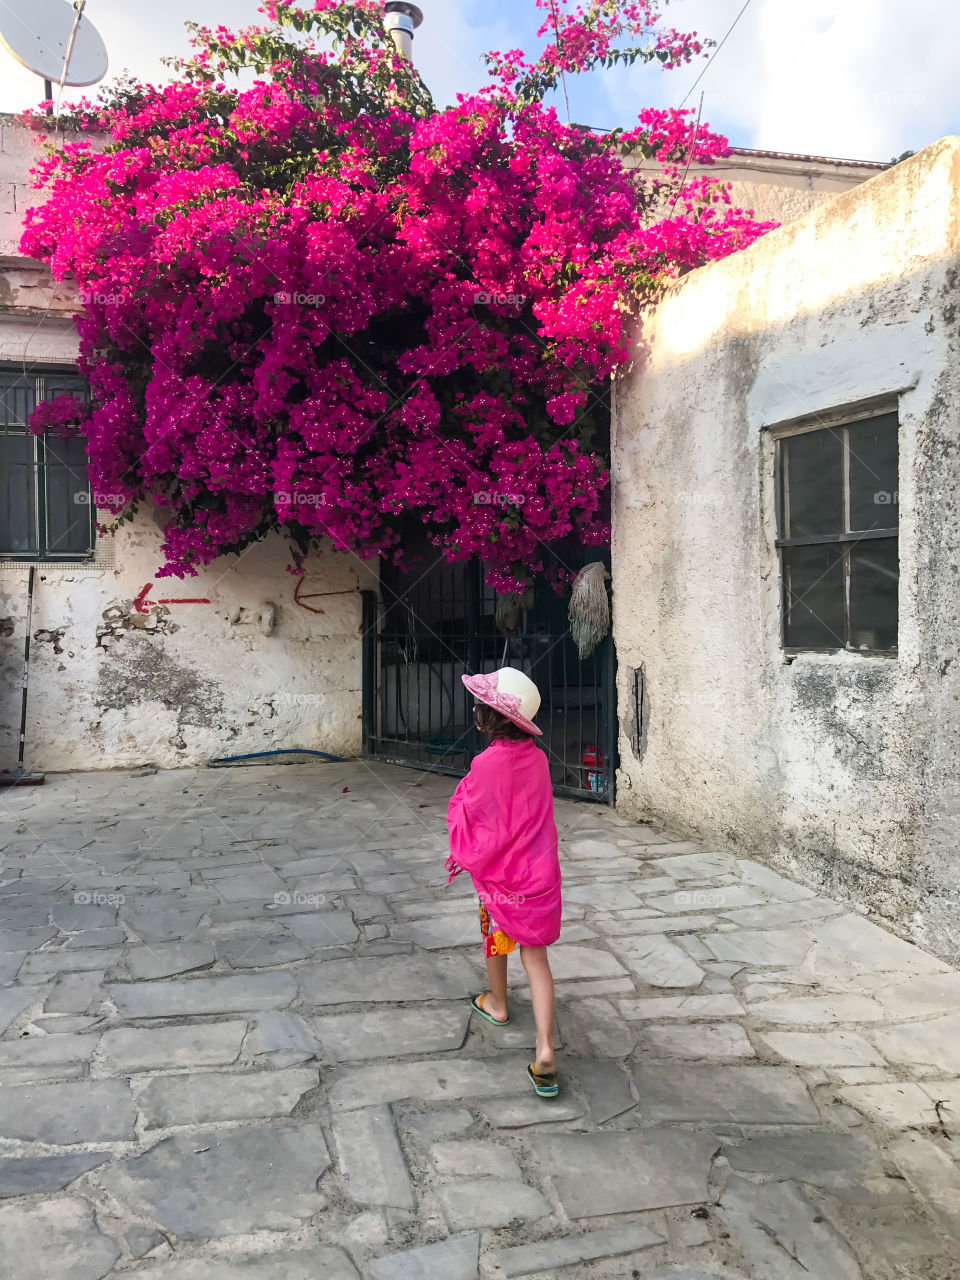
[[446, 737, 562, 947]]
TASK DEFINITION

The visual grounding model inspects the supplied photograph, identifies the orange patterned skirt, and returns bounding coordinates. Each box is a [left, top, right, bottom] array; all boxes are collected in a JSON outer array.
[[479, 898, 516, 958]]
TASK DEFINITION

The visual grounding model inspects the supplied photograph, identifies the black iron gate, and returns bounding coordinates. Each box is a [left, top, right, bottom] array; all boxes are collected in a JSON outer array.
[[361, 551, 617, 802]]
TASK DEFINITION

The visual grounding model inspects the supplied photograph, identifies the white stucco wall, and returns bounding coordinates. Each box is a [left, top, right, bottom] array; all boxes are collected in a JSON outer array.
[[0, 524, 373, 772], [612, 137, 960, 960]]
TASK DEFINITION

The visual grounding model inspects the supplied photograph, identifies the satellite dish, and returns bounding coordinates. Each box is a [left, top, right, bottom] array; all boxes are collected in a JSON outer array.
[[0, 0, 108, 88]]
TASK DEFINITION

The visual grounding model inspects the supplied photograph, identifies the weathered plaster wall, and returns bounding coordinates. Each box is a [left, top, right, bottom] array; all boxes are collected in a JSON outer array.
[[0, 522, 373, 772], [631, 150, 886, 227], [612, 137, 960, 960]]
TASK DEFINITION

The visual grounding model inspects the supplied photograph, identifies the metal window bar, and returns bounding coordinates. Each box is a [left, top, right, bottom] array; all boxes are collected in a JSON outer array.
[[0, 369, 95, 561], [775, 418, 898, 655]]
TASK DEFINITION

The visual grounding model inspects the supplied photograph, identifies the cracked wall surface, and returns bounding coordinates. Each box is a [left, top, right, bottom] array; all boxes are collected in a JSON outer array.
[[612, 137, 960, 962], [0, 518, 374, 771]]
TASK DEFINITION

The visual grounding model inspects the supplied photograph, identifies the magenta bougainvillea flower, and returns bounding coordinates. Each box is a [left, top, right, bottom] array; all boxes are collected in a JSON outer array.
[[20, 0, 775, 588]]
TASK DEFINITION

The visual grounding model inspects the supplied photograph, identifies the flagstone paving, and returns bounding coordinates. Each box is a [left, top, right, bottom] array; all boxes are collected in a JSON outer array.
[[0, 761, 958, 1278]]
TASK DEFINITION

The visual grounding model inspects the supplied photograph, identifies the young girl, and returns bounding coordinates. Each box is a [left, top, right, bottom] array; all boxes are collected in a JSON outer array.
[[446, 667, 562, 1098]]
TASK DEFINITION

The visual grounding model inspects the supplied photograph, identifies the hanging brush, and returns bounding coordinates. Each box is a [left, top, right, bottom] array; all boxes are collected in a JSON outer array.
[[568, 562, 610, 659]]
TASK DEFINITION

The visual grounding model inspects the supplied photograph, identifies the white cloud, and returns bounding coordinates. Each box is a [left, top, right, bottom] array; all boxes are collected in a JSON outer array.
[[600, 0, 959, 161]]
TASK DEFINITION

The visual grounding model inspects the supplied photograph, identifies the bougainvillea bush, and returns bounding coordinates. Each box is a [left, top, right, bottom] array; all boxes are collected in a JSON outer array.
[[22, 0, 774, 587]]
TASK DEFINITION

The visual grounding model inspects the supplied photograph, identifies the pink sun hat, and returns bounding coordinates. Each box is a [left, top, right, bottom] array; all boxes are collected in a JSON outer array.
[[462, 667, 543, 736]]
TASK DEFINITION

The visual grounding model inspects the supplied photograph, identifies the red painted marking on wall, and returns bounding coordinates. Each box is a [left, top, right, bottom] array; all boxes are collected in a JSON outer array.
[[134, 583, 211, 612]]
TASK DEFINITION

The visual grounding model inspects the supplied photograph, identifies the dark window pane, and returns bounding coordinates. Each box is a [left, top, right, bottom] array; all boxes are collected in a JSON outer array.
[[783, 544, 844, 648], [782, 430, 843, 537], [849, 539, 898, 651], [848, 412, 898, 531], [44, 435, 93, 555], [0, 433, 39, 553]]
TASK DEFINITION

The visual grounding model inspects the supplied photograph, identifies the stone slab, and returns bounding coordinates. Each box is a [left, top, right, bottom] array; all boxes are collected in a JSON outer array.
[[758, 1029, 884, 1067], [0, 1197, 121, 1280], [134, 1248, 360, 1279], [806, 914, 949, 975], [333, 1105, 415, 1209], [717, 1176, 863, 1280], [874, 971, 960, 1019], [837, 1082, 946, 1129], [619, 994, 745, 1020], [560, 996, 635, 1057], [286, 911, 361, 947], [566, 1058, 637, 1124], [97, 1021, 247, 1072], [44, 969, 107, 1014], [217, 934, 310, 968], [872, 1013, 960, 1074], [724, 1131, 884, 1188], [636, 1065, 819, 1124], [314, 1005, 469, 1061], [107, 972, 296, 1018], [0, 1079, 136, 1143], [0, 1152, 110, 1198], [478, 1093, 587, 1128], [436, 1177, 550, 1229], [533, 944, 627, 982], [246, 1011, 316, 1064], [99, 1123, 330, 1238], [431, 1139, 522, 1180], [642, 1022, 756, 1060], [532, 1129, 719, 1215], [139, 1067, 319, 1128], [124, 942, 215, 980], [497, 1224, 665, 1277], [329, 1056, 530, 1110], [615, 936, 705, 988], [367, 1233, 480, 1280], [0, 1033, 97, 1068], [746, 993, 885, 1024], [702, 930, 813, 967], [889, 1131, 960, 1236], [301, 954, 477, 1005]]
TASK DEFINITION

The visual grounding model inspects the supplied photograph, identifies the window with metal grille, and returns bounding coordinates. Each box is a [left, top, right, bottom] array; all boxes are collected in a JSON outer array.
[[0, 369, 95, 560], [775, 411, 899, 654]]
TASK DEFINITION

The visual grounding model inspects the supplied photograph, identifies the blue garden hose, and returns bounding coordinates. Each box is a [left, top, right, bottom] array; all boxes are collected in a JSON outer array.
[[208, 748, 344, 768]]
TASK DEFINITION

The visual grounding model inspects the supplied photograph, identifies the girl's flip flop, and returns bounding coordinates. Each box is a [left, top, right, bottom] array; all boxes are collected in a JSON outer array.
[[527, 1062, 559, 1098], [470, 993, 510, 1026]]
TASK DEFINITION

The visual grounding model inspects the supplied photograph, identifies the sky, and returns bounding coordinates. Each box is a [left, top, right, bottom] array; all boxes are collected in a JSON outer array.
[[1, 0, 958, 162]]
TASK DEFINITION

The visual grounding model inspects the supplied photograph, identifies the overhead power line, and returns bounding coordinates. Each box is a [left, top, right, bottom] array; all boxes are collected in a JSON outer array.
[[679, 0, 756, 108]]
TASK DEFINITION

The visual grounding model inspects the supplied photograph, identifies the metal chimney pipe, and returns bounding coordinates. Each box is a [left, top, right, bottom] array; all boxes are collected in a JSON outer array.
[[384, 2, 423, 61]]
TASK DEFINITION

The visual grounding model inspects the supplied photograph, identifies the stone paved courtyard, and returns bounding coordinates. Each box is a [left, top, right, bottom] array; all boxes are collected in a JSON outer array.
[[0, 760, 959, 1279]]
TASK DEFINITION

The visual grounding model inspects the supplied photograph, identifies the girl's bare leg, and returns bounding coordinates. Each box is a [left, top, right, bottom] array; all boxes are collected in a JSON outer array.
[[482, 952, 509, 1022], [520, 945, 555, 1072]]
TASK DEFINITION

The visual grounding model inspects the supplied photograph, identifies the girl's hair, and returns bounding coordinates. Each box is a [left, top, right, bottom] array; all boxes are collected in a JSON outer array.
[[474, 703, 532, 742]]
